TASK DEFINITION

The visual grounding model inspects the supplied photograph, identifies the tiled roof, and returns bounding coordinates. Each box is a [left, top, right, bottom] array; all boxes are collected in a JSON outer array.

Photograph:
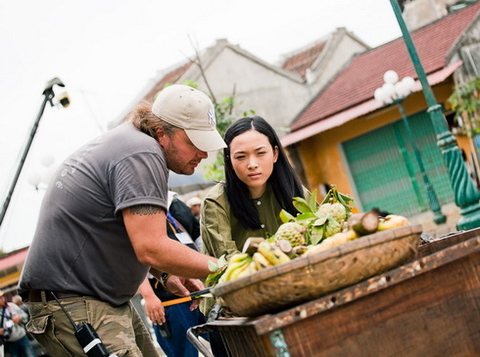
[[143, 61, 193, 102], [291, 2, 480, 131], [0, 247, 27, 270], [281, 40, 328, 80]]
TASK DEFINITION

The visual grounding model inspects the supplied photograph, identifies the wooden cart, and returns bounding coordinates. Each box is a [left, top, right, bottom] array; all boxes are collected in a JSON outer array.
[[188, 228, 480, 356]]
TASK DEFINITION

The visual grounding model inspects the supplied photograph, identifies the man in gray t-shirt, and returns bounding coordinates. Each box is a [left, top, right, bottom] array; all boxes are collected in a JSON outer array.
[[18, 85, 226, 357]]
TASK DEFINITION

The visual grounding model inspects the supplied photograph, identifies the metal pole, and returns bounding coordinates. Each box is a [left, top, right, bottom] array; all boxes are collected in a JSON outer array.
[[396, 100, 446, 223], [389, 0, 480, 230], [0, 78, 64, 227]]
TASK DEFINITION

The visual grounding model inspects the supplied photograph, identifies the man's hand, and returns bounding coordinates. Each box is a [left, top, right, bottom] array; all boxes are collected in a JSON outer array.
[[165, 276, 205, 311], [143, 295, 166, 325]]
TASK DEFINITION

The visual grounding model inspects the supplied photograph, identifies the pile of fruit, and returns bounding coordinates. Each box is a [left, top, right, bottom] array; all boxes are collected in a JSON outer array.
[[206, 187, 410, 286]]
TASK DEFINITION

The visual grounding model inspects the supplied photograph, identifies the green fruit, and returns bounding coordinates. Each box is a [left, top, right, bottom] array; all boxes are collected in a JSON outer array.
[[330, 202, 347, 221], [324, 217, 341, 238], [274, 222, 306, 247], [318, 203, 346, 222]]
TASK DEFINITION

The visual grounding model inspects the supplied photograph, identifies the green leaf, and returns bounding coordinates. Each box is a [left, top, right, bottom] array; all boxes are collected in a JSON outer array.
[[310, 226, 324, 245], [208, 260, 219, 272], [321, 188, 334, 204], [205, 254, 228, 286], [205, 266, 226, 287], [292, 197, 313, 214], [309, 189, 319, 212], [313, 216, 328, 226], [295, 212, 316, 221], [279, 209, 295, 223], [217, 254, 227, 268], [335, 191, 355, 213]]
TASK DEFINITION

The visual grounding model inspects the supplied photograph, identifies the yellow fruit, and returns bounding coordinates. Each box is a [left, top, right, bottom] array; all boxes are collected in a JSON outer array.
[[229, 258, 253, 280], [237, 261, 257, 279], [304, 240, 333, 256], [257, 241, 291, 265], [377, 215, 409, 231], [252, 252, 273, 270], [223, 258, 250, 281], [304, 229, 357, 256], [228, 253, 250, 264]]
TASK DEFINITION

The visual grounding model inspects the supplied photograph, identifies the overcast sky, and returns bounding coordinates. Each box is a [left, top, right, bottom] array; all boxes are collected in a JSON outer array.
[[0, 0, 402, 252]]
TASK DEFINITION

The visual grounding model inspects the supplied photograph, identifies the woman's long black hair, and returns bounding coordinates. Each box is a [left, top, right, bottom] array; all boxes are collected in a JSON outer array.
[[223, 115, 305, 230]]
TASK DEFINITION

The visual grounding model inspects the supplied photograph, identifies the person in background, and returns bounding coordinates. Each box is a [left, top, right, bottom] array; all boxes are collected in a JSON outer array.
[[0, 292, 35, 357], [138, 191, 208, 357], [10, 296, 27, 316], [186, 196, 204, 250], [11, 295, 49, 357], [187, 196, 202, 219], [200, 115, 308, 355], [18, 84, 226, 356]]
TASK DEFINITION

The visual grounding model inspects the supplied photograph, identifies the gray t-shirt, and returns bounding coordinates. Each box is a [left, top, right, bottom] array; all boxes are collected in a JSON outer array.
[[19, 123, 169, 306]]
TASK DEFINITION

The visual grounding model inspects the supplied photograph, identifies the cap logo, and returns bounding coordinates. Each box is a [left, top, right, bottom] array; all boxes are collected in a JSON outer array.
[[207, 108, 216, 126]]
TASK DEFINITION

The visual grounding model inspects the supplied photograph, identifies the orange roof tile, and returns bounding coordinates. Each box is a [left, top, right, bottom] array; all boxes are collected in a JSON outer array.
[[291, 2, 480, 131], [281, 41, 328, 80], [143, 61, 193, 102]]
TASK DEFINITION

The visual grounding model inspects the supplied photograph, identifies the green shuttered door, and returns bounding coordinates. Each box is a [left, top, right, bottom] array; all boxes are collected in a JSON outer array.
[[342, 111, 454, 216]]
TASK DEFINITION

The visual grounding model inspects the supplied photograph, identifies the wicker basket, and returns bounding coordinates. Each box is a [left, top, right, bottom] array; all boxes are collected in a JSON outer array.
[[212, 224, 422, 317]]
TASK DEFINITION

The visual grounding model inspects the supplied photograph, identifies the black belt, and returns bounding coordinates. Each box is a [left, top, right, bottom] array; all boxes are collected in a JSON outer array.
[[27, 290, 82, 302]]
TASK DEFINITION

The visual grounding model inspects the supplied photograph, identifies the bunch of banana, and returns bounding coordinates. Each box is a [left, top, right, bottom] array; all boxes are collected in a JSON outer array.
[[217, 242, 293, 283], [252, 251, 272, 270], [219, 253, 255, 283], [257, 241, 291, 265]]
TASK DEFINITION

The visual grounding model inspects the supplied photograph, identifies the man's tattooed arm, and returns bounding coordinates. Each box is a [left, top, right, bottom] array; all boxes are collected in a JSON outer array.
[[128, 205, 163, 216]]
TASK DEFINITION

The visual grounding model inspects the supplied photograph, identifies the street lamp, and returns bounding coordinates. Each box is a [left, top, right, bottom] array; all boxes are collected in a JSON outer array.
[[389, 0, 480, 230], [0, 77, 68, 227], [374, 69, 447, 224], [27, 153, 57, 191]]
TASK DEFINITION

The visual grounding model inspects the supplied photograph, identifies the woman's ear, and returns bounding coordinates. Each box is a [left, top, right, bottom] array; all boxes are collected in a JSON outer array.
[[273, 146, 279, 163]]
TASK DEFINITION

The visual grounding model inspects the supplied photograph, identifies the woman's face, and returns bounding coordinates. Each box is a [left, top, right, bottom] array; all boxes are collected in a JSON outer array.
[[229, 129, 278, 199]]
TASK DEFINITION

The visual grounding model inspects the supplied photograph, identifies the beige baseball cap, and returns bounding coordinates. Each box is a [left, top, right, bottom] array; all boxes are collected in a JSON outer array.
[[187, 196, 202, 207], [152, 85, 226, 152]]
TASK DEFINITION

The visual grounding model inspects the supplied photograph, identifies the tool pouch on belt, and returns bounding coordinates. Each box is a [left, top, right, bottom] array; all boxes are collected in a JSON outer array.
[[26, 315, 49, 336]]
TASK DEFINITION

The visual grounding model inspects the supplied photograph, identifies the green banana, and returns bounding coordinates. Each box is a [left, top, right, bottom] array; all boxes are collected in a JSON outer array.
[[228, 253, 250, 264], [237, 261, 257, 279], [257, 241, 291, 265], [229, 257, 253, 280], [222, 257, 251, 282]]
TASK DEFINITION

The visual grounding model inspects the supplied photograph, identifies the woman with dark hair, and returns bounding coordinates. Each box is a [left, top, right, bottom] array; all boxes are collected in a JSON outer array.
[[201, 114, 308, 263], [200, 115, 308, 355]]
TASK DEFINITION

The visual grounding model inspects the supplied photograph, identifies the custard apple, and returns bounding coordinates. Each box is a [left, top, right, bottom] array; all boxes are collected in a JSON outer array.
[[318, 203, 347, 222], [274, 222, 306, 247], [324, 217, 341, 238]]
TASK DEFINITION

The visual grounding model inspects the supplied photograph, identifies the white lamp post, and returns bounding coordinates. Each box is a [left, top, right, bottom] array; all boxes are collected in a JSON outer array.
[[0, 78, 67, 226], [27, 153, 57, 190], [374, 70, 447, 224]]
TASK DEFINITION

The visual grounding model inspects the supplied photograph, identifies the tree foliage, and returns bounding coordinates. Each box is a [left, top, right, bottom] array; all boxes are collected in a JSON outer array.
[[448, 76, 480, 136], [203, 96, 255, 181]]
